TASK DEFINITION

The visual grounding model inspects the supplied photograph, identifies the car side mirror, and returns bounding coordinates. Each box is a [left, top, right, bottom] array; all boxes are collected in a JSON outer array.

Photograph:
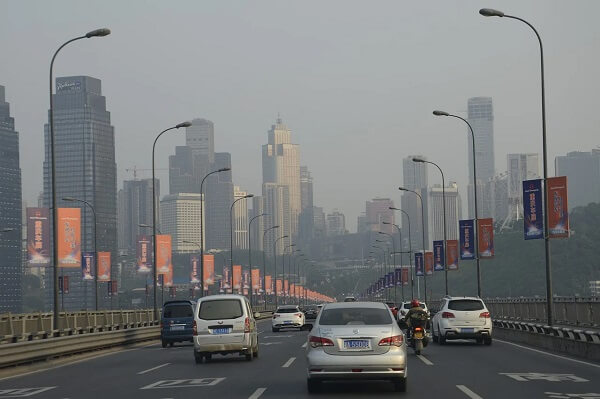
[[254, 312, 261, 319]]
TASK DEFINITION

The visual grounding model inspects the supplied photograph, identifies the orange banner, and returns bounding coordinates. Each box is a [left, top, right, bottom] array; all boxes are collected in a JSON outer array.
[[284, 280, 289, 296], [265, 275, 272, 294], [477, 218, 494, 258], [252, 269, 260, 291], [276, 279, 282, 295], [156, 235, 172, 273], [446, 240, 459, 271], [203, 254, 215, 286], [232, 265, 242, 290], [547, 176, 569, 238], [424, 251, 434, 275], [97, 252, 111, 282], [57, 208, 81, 268], [290, 284, 295, 297]]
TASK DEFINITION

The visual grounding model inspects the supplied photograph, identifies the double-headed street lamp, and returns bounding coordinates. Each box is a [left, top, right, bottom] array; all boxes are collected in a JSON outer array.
[[273, 235, 289, 308], [199, 168, 231, 298], [262, 225, 279, 301], [479, 6, 555, 327], [248, 213, 267, 306], [389, 207, 414, 299], [413, 157, 449, 296], [151, 122, 191, 320], [49, 28, 111, 328], [230, 194, 254, 270], [62, 197, 98, 310]]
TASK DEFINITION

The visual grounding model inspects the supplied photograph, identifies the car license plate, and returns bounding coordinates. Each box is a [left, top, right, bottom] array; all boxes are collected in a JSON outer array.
[[343, 339, 370, 350], [170, 325, 184, 331], [414, 331, 424, 339], [213, 328, 229, 334], [284, 320, 292, 324], [462, 328, 474, 333]]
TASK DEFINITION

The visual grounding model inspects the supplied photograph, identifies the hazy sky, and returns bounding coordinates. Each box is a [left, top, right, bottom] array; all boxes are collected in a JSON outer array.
[[2, 0, 599, 230]]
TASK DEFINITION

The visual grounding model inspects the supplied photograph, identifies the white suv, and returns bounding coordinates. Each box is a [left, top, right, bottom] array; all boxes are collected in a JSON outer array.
[[431, 296, 492, 345], [397, 301, 429, 322], [272, 305, 305, 332]]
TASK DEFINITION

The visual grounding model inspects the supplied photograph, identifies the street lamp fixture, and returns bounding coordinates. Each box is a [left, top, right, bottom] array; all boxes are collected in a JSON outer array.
[[479, 8, 505, 17]]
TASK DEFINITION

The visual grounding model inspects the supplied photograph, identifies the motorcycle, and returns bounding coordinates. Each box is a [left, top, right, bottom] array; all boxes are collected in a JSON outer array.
[[410, 325, 427, 355]]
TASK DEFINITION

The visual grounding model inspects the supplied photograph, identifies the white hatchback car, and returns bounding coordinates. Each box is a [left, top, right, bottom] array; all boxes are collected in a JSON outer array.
[[431, 296, 492, 345], [398, 301, 429, 322], [193, 294, 259, 363], [272, 305, 305, 332]]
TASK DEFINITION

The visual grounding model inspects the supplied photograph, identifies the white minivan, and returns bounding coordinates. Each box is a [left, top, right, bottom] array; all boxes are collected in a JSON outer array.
[[193, 294, 259, 363]]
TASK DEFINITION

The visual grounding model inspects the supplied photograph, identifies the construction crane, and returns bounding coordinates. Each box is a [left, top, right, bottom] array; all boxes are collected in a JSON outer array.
[[125, 166, 168, 180]]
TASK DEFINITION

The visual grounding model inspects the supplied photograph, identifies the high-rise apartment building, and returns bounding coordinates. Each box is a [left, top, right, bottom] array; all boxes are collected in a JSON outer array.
[[313, 207, 326, 238], [327, 210, 346, 236], [233, 186, 249, 250], [428, 183, 462, 241], [117, 178, 158, 254], [365, 198, 395, 234], [298, 166, 314, 244], [262, 183, 290, 255], [262, 117, 300, 239], [160, 193, 203, 253], [555, 150, 600, 210], [249, 196, 266, 254], [467, 97, 495, 219], [0, 86, 22, 313], [43, 76, 117, 311], [401, 156, 429, 250]]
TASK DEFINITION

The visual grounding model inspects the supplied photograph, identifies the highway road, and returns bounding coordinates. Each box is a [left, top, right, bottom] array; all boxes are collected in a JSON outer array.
[[0, 319, 598, 398]]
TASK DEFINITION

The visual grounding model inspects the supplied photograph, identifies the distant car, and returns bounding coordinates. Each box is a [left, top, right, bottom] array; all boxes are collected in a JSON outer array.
[[303, 305, 319, 320], [431, 297, 492, 345], [343, 296, 357, 302], [161, 300, 196, 348], [193, 294, 259, 363], [384, 301, 399, 319], [272, 305, 305, 332], [398, 301, 429, 322], [306, 301, 407, 393]]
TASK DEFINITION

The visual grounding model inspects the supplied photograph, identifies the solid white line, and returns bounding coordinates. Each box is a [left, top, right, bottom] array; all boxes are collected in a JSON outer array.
[[282, 357, 296, 368], [137, 363, 170, 375], [457, 385, 483, 399], [301, 342, 307, 348], [417, 354, 433, 365], [248, 387, 267, 399], [495, 339, 600, 369]]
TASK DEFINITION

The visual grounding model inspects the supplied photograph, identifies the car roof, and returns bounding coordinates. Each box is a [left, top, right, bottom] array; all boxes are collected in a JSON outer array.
[[197, 294, 247, 302], [163, 300, 194, 306], [323, 301, 388, 310], [446, 296, 482, 301], [277, 305, 299, 309]]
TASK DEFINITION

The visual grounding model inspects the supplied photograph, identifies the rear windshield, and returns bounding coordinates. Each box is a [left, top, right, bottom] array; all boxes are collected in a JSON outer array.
[[276, 308, 299, 313], [319, 307, 392, 325], [199, 299, 243, 320], [403, 302, 425, 309], [164, 304, 193, 318], [448, 299, 484, 311], [304, 306, 318, 311]]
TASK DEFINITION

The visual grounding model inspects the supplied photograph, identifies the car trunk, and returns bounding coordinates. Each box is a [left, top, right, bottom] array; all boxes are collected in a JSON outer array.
[[447, 300, 486, 327], [319, 325, 394, 356]]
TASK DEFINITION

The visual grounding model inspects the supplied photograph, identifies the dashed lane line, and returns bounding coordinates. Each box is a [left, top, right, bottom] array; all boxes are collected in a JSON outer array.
[[248, 387, 267, 399], [417, 354, 433, 365], [495, 339, 600, 369], [457, 385, 484, 399], [282, 357, 296, 368], [137, 363, 170, 375]]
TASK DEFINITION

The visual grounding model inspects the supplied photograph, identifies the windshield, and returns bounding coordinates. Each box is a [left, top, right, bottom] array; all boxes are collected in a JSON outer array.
[[198, 299, 243, 320], [163, 304, 193, 318], [448, 300, 484, 311], [319, 307, 392, 325], [276, 307, 300, 313]]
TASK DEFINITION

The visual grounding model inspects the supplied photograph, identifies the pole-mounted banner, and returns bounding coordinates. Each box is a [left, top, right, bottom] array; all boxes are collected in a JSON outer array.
[[523, 179, 544, 240], [459, 220, 475, 259], [547, 176, 569, 238], [433, 241, 445, 271], [415, 253, 424, 276]]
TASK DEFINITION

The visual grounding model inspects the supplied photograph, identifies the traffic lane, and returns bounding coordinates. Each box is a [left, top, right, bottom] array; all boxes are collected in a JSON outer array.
[[423, 338, 600, 399]]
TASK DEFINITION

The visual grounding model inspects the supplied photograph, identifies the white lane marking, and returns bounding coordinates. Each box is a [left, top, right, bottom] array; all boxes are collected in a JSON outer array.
[[457, 385, 484, 399], [301, 342, 307, 348], [141, 378, 225, 389], [282, 357, 296, 368], [495, 339, 600, 369], [263, 335, 293, 339], [417, 354, 433, 365], [248, 387, 267, 399], [0, 387, 56, 396], [138, 363, 171, 375]]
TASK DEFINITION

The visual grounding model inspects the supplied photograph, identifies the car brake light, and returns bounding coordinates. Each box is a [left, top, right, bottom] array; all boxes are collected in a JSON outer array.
[[378, 335, 403, 347], [414, 326, 423, 332], [192, 320, 197, 336], [309, 335, 334, 348], [295, 313, 302, 317], [479, 311, 491, 318], [244, 317, 251, 333], [442, 312, 455, 318]]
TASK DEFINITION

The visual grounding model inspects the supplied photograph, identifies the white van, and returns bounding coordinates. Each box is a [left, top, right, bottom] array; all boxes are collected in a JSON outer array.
[[193, 294, 259, 363]]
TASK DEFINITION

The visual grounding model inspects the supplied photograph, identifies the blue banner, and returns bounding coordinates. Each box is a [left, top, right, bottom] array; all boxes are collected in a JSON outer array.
[[395, 268, 402, 286], [523, 179, 544, 240], [433, 240, 445, 271], [459, 220, 475, 260], [415, 253, 424, 276], [388, 272, 395, 287]]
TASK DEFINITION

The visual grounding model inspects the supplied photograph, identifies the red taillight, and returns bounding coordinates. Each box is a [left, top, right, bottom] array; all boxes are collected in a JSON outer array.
[[414, 326, 424, 332], [244, 317, 251, 333], [479, 311, 491, 318], [192, 320, 197, 336], [442, 312, 455, 319], [294, 313, 302, 317], [378, 335, 404, 347], [309, 335, 334, 348]]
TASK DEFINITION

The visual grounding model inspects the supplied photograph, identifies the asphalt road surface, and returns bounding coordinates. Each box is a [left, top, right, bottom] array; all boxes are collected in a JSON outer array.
[[0, 319, 598, 398]]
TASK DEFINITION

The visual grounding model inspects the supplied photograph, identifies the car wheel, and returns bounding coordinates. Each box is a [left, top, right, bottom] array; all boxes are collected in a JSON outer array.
[[272, 327, 279, 332], [439, 330, 446, 345], [307, 379, 321, 393], [393, 377, 407, 392], [161, 340, 167, 348], [194, 352, 203, 364], [205, 353, 212, 362], [253, 342, 259, 358], [169, 342, 174, 347], [432, 327, 439, 343], [476, 337, 483, 345], [484, 336, 492, 346], [245, 349, 253, 361]]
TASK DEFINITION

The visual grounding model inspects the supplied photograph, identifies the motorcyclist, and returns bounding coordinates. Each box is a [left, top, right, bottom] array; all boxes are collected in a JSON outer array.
[[405, 299, 428, 340]]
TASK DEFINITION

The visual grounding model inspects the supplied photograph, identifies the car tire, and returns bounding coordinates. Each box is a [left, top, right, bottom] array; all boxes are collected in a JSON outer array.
[[432, 327, 439, 343], [161, 340, 167, 348], [272, 327, 279, 332], [439, 330, 446, 345], [194, 352, 203, 364], [169, 342, 174, 347], [245, 349, 253, 361], [205, 353, 212, 362], [253, 344, 259, 358], [393, 377, 407, 392], [476, 337, 483, 345], [484, 336, 492, 346], [307, 379, 320, 393]]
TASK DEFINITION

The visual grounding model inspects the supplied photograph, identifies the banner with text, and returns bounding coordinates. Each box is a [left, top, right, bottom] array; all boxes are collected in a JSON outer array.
[[156, 235, 172, 273], [547, 176, 570, 238], [446, 240, 459, 270], [203, 255, 215, 286], [523, 179, 544, 240], [415, 252, 424, 276], [433, 240, 445, 271], [136, 235, 153, 273], [424, 252, 434, 275], [190, 255, 200, 284], [27, 207, 50, 266], [252, 269, 260, 291], [97, 252, 111, 282], [395, 268, 402, 286], [233, 265, 242, 291], [222, 266, 231, 289], [402, 268, 409, 286], [81, 252, 95, 280], [477, 218, 495, 258], [57, 208, 81, 268], [459, 219, 475, 260]]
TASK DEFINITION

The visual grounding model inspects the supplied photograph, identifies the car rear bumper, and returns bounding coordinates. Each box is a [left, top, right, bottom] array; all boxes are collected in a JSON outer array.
[[273, 322, 304, 328], [307, 348, 407, 380], [442, 327, 492, 339]]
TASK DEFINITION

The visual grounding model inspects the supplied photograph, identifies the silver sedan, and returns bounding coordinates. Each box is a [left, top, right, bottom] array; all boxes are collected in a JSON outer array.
[[305, 301, 407, 393]]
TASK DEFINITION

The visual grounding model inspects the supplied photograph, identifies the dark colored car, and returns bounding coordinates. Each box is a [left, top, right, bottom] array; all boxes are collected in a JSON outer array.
[[303, 305, 319, 320], [161, 300, 195, 348]]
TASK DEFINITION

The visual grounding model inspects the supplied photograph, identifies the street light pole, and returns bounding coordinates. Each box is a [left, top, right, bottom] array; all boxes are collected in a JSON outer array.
[[273, 235, 288, 308], [248, 213, 267, 306], [479, 6, 554, 326], [152, 122, 190, 321], [413, 157, 448, 295], [378, 233, 395, 300], [49, 28, 110, 329], [390, 208, 414, 298], [230, 194, 254, 272], [262, 225, 279, 305]]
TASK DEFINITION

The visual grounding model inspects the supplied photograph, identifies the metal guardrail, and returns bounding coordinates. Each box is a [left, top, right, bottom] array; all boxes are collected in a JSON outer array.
[[493, 319, 600, 344]]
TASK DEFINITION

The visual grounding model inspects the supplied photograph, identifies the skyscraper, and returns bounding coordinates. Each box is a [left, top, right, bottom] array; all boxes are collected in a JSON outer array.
[[233, 186, 249, 250], [117, 178, 158, 254], [326, 210, 346, 236], [401, 155, 429, 250], [467, 97, 495, 219], [263, 183, 290, 255], [249, 196, 266, 254], [365, 198, 395, 234], [298, 166, 314, 245], [428, 183, 462, 241], [262, 117, 300, 238], [555, 150, 600, 210], [160, 193, 203, 253], [43, 76, 117, 311], [0, 86, 22, 313]]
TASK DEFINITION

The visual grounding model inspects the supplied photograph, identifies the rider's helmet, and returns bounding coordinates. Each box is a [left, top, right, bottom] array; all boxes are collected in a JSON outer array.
[[410, 299, 420, 308]]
